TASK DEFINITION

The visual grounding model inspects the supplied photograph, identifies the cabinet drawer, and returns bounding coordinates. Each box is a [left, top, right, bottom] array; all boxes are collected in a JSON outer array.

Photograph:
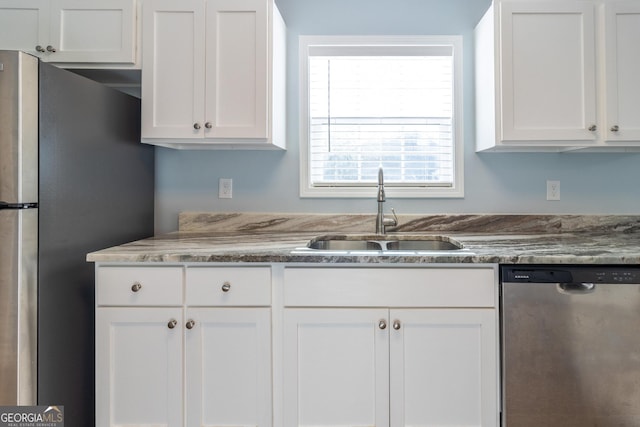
[[186, 267, 271, 306], [284, 267, 496, 308], [97, 267, 183, 306]]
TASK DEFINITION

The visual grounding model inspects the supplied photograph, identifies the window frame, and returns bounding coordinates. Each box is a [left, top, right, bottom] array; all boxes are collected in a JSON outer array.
[[299, 35, 465, 198]]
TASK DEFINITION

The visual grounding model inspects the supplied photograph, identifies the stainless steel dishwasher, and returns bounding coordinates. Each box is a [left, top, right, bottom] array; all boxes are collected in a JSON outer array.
[[501, 265, 640, 427]]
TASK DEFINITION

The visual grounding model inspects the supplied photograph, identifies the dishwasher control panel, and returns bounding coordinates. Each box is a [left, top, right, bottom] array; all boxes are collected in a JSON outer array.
[[502, 266, 640, 284]]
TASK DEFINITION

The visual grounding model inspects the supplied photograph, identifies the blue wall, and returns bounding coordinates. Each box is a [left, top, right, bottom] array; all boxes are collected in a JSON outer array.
[[155, 0, 640, 233]]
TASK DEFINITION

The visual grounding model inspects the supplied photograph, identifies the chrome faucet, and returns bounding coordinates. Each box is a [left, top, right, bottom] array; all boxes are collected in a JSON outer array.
[[376, 167, 398, 235]]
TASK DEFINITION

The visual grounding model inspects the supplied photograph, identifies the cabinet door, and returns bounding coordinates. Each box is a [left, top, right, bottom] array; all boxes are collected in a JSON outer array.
[[0, 0, 49, 57], [48, 0, 135, 63], [500, 2, 597, 142], [185, 307, 272, 427], [389, 309, 498, 427], [205, 0, 269, 139], [604, 1, 640, 143], [96, 307, 183, 427], [283, 309, 390, 427], [141, 0, 206, 139]]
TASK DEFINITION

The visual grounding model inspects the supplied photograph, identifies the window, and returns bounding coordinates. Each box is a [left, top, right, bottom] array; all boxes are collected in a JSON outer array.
[[299, 36, 464, 198]]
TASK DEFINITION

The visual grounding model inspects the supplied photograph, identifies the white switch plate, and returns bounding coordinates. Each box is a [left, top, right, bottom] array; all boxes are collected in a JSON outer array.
[[219, 178, 232, 198], [547, 180, 560, 201]]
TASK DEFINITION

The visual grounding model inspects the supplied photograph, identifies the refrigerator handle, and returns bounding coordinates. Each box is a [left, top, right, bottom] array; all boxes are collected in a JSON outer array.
[[0, 201, 38, 210]]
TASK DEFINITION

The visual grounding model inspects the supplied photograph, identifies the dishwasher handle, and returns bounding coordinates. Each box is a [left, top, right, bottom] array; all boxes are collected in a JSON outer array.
[[557, 282, 596, 295]]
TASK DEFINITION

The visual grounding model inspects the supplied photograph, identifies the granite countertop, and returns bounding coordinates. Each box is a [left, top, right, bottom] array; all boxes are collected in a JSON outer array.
[[86, 213, 640, 265]]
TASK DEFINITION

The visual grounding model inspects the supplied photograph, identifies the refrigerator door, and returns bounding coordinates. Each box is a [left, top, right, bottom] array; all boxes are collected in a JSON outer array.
[[0, 50, 38, 204], [37, 61, 154, 427], [0, 50, 39, 405], [0, 208, 38, 405]]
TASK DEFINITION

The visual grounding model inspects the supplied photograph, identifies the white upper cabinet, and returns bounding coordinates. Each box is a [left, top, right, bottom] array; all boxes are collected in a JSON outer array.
[[475, 0, 640, 151], [0, 0, 138, 67], [603, 1, 640, 144], [206, 0, 269, 140], [0, 1, 50, 56], [141, 0, 205, 140], [500, 2, 597, 144], [140, 0, 286, 149]]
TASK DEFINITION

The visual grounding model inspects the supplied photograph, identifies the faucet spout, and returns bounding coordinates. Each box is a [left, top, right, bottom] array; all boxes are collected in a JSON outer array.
[[377, 167, 385, 202], [375, 167, 398, 235]]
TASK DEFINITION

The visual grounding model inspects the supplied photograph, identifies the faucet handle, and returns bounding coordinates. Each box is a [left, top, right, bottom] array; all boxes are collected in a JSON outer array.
[[383, 208, 399, 228]]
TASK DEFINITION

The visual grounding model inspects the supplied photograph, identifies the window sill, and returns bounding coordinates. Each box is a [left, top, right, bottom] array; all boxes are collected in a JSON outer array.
[[300, 185, 464, 198]]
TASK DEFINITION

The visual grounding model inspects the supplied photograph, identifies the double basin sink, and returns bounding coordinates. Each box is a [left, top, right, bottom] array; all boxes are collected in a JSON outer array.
[[302, 234, 468, 254]]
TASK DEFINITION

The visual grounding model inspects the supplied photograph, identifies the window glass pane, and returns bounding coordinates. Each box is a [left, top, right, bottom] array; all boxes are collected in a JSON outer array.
[[309, 55, 454, 187]]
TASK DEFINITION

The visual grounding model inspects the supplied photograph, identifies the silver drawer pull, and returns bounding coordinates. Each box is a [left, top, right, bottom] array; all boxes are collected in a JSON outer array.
[[611, 125, 620, 132], [379, 319, 387, 330], [393, 320, 401, 330], [167, 319, 177, 329], [186, 320, 195, 329], [131, 282, 142, 292], [221, 281, 231, 292]]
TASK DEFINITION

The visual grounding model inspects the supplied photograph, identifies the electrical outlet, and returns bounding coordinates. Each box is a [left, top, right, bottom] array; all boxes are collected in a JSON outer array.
[[219, 178, 232, 199], [547, 180, 560, 201]]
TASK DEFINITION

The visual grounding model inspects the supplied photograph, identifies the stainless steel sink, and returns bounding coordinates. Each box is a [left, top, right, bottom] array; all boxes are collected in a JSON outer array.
[[308, 239, 383, 251], [386, 239, 462, 251], [306, 234, 465, 252]]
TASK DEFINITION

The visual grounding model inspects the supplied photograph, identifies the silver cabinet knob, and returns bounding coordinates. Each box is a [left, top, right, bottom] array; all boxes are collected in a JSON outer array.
[[167, 319, 177, 329], [393, 320, 401, 330], [221, 281, 231, 292], [46, 45, 56, 53], [611, 125, 620, 132], [379, 319, 387, 330], [35, 45, 45, 52], [205, 122, 213, 129], [186, 319, 195, 329], [131, 282, 142, 292], [193, 123, 201, 130], [588, 125, 597, 132]]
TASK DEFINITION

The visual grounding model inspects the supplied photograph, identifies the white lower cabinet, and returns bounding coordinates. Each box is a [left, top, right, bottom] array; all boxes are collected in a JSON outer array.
[[95, 264, 499, 427], [389, 309, 496, 427], [95, 265, 272, 427], [185, 307, 272, 427], [282, 267, 499, 427], [96, 307, 183, 427], [284, 308, 390, 427]]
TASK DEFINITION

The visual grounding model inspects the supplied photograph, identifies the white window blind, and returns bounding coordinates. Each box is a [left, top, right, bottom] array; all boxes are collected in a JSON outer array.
[[308, 44, 455, 188]]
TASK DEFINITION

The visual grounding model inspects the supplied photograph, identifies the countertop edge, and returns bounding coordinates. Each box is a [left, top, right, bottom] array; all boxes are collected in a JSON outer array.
[[86, 229, 640, 265]]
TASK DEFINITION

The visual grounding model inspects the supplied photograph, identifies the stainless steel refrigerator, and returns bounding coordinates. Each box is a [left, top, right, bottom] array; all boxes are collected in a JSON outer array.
[[0, 50, 154, 426]]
